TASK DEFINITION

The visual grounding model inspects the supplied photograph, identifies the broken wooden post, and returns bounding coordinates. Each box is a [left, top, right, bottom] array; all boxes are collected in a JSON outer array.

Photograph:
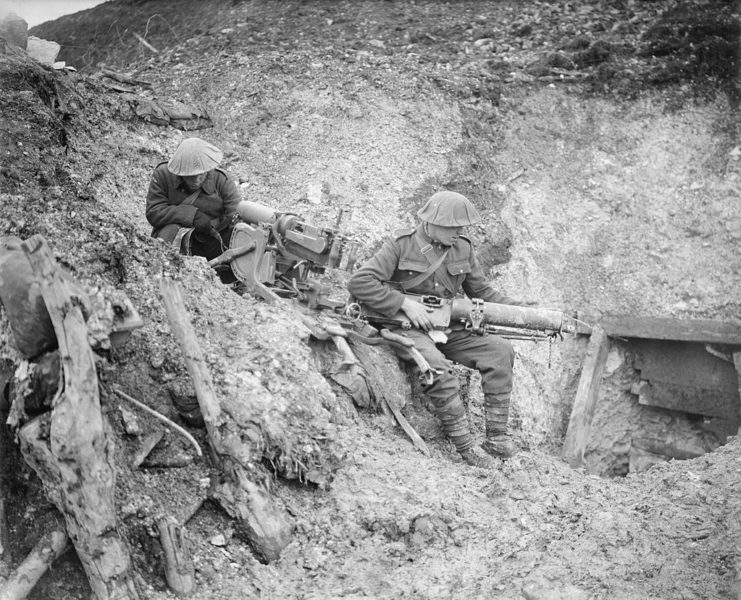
[[0, 500, 10, 579], [726, 493, 741, 600], [157, 516, 195, 597], [0, 529, 67, 600], [159, 278, 292, 562], [17, 235, 140, 600], [734, 352, 741, 414], [0, 398, 14, 578], [562, 325, 610, 468]]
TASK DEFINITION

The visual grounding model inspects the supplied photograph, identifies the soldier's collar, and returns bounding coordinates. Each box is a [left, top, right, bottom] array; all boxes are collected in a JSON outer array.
[[177, 170, 216, 194], [418, 223, 452, 251], [201, 170, 217, 193]]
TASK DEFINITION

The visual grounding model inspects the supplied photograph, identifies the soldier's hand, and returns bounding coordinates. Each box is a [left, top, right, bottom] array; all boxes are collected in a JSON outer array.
[[193, 211, 213, 234], [401, 297, 433, 331]]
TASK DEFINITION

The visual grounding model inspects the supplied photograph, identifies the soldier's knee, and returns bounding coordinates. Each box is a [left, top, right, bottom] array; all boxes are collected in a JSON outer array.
[[154, 223, 181, 243], [423, 368, 459, 399], [487, 336, 515, 367]]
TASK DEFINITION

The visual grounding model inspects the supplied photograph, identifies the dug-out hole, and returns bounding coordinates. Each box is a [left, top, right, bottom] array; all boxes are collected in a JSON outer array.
[[578, 317, 741, 478]]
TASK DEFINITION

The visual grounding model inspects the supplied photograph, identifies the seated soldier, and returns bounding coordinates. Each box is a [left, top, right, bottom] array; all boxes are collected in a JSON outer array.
[[146, 137, 241, 284], [348, 191, 522, 469]]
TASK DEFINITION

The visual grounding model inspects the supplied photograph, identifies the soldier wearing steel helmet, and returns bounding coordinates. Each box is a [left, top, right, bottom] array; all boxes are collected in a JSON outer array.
[[146, 137, 241, 283], [348, 191, 518, 468]]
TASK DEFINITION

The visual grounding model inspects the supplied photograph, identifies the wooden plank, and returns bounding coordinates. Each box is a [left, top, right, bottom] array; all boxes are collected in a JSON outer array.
[[596, 315, 741, 344], [0, 529, 68, 600], [383, 399, 430, 456], [157, 516, 195, 597], [562, 325, 610, 468], [159, 278, 292, 563]]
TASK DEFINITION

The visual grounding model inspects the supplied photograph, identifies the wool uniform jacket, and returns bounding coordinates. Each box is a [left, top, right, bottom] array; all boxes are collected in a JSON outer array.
[[145, 162, 241, 237], [348, 225, 514, 318]]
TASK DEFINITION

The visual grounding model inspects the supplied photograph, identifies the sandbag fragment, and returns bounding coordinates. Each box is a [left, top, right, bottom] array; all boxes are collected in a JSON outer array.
[[0, 237, 57, 359]]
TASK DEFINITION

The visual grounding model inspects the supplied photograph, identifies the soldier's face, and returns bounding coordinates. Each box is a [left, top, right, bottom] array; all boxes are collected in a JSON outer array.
[[181, 172, 207, 191], [427, 223, 464, 246]]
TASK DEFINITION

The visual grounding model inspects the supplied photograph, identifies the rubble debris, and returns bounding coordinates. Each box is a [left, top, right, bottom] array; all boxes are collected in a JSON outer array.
[[120, 94, 213, 130], [119, 405, 142, 436], [25, 37, 60, 66]]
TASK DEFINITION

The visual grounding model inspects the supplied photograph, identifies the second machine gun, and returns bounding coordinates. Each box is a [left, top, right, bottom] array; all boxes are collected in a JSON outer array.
[[227, 200, 358, 307], [347, 293, 578, 342]]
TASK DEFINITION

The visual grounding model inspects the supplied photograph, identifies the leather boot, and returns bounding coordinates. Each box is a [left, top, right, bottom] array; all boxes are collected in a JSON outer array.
[[482, 393, 515, 459], [436, 395, 495, 468]]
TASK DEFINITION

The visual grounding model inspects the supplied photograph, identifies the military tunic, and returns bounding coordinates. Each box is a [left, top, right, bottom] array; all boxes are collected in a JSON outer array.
[[348, 225, 515, 405], [145, 162, 242, 269], [146, 162, 241, 238]]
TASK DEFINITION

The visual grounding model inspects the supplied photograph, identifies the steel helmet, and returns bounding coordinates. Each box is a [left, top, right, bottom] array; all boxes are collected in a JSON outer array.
[[416, 191, 481, 226], [167, 137, 223, 176]]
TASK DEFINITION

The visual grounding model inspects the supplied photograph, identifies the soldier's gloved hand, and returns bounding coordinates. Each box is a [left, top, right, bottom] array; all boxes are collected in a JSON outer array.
[[401, 297, 433, 331], [193, 211, 213, 234]]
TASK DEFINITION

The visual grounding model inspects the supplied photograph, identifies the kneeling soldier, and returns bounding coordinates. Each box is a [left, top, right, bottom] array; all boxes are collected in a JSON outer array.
[[146, 137, 241, 284], [348, 191, 520, 468]]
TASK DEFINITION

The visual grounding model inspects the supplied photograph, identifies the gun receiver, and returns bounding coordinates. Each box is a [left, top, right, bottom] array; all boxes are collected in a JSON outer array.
[[230, 201, 357, 307], [353, 294, 577, 340], [237, 200, 345, 268]]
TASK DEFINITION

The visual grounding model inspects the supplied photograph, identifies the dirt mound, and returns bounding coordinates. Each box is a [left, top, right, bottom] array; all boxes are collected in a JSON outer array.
[[2, 0, 740, 598]]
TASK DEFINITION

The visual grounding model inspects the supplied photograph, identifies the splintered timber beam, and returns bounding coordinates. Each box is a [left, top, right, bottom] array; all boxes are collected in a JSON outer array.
[[159, 278, 292, 563], [0, 529, 68, 600], [575, 314, 741, 345], [18, 235, 140, 600], [562, 325, 610, 468], [157, 516, 195, 598]]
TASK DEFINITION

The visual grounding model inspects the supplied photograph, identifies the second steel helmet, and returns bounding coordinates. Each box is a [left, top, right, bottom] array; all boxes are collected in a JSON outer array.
[[416, 191, 481, 226], [167, 137, 223, 176]]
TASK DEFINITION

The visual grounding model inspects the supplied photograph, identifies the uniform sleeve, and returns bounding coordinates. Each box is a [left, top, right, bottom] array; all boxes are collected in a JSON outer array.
[[219, 176, 241, 217], [347, 238, 406, 318], [145, 166, 198, 229], [462, 250, 519, 305], [210, 173, 242, 231]]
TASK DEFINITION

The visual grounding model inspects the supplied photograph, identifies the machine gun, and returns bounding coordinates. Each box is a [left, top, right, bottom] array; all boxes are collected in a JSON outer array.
[[347, 293, 578, 341], [228, 201, 358, 307]]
